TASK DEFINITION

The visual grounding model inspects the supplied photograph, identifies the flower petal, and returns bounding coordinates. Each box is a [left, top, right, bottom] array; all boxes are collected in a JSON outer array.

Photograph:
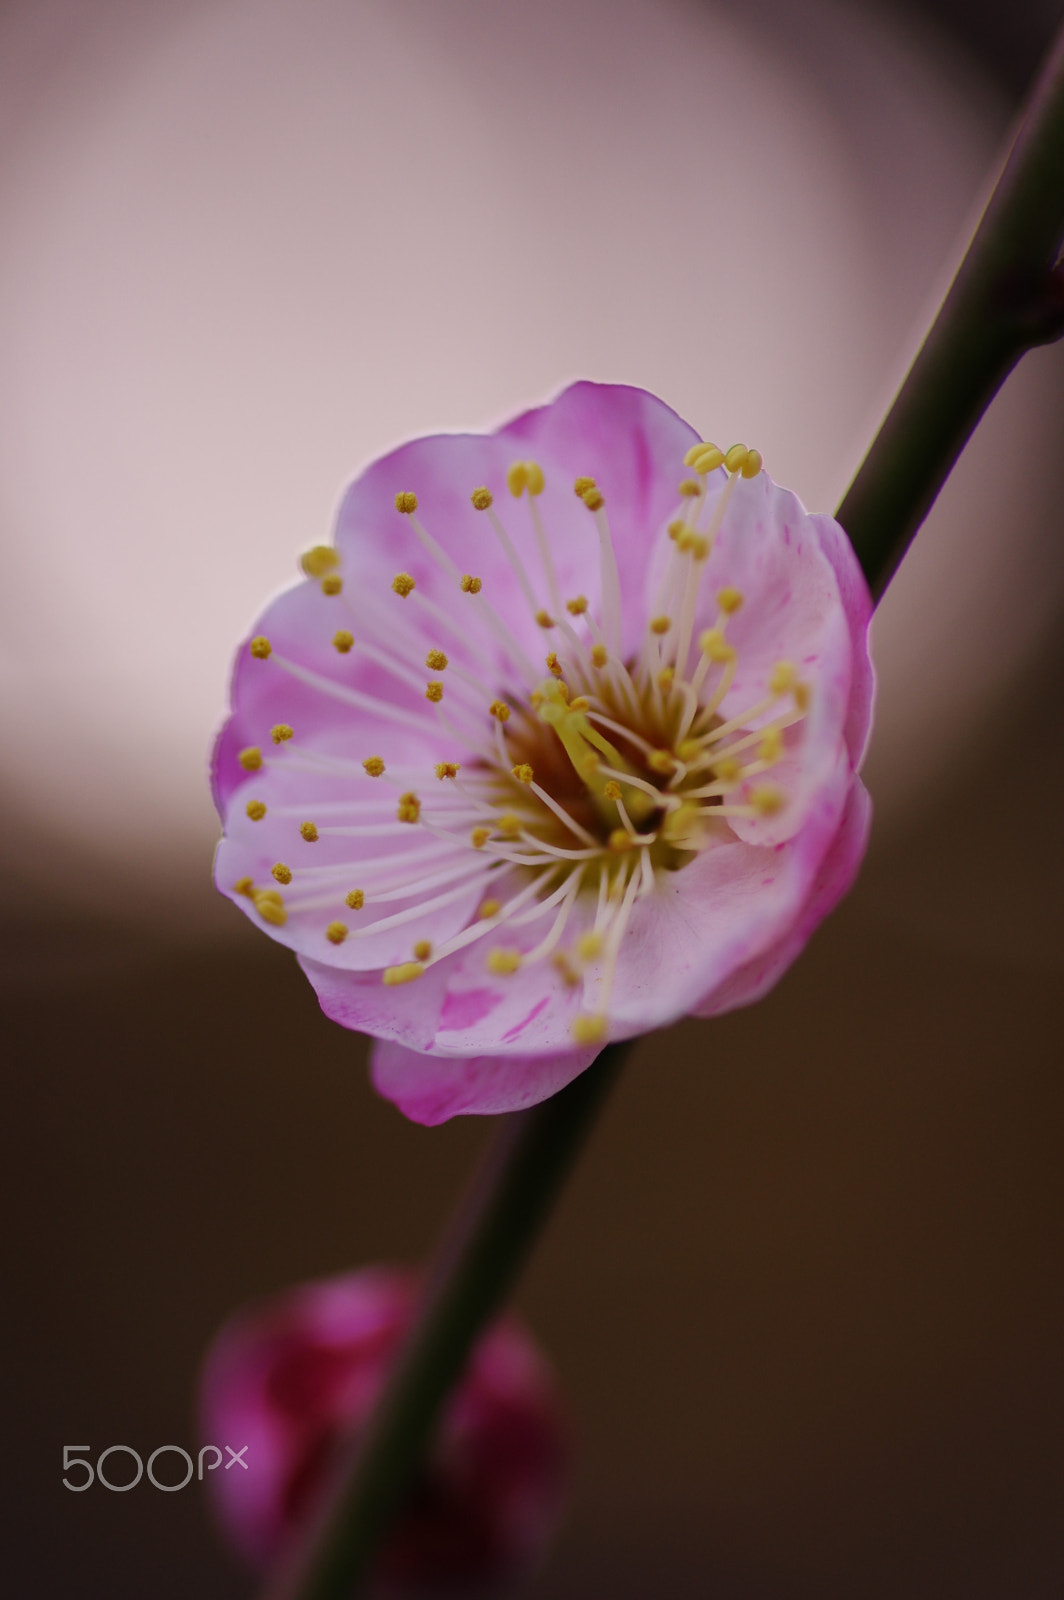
[[808, 511, 876, 770], [691, 775, 873, 1016], [501, 380, 701, 652], [369, 1037, 601, 1124]]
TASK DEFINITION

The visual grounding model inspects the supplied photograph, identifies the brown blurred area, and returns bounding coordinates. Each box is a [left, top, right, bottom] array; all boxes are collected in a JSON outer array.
[[5, 1, 1064, 1597]]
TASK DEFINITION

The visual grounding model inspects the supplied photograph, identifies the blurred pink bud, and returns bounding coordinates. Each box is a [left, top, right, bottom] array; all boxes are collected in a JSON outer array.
[[199, 1267, 571, 1593]]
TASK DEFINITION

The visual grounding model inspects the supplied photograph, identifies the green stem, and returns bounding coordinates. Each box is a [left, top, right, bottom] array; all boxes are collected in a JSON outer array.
[[261, 26, 1064, 1600], [261, 1041, 629, 1600], [837, 24, 1064, 599]]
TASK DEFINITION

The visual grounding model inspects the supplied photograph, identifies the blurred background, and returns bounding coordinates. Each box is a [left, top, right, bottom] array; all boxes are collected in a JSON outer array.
[[3, 0, 1063, 1594]]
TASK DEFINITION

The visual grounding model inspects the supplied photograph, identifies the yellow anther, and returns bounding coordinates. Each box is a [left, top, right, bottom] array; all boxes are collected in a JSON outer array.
[[394, 491, 418, 514], [489, 699, 511, 721], [683, 442, 710, 467], [397, 792, 421, 824], [591, 644, 609, 668], [363, 756, 385, 777], [581, 486, 605, 512], [471, 826, 491, 849], [496, 813, 522, 836], [724, 443, 749, 474], [649, 615, 671, 635], [751, 785, 785, 816], [392, 572, 416, 597], [568, 695, 590, 712], [691, 445, 726, 474], [573, 475, 596, 498], [321, 574, 342, 596], [535, 609, 554, 629], [253, 888, 283, 908], [425, 681, 443, 703], [511, 763, 534, 784], [571, 1012, 608, 1045], [740, 448, 763, 479], [470, 486, 493, 511], [794, 683, 811, 712], [478, 899, 501, 919], [676, 739, 701, 763], [700, 628, 736, 664], [667, 518, 686, 541], [714, 757, 741, 783], [689, 535, 709, 561], [506, 462, 528, 497], [576, 931, 604, 961], [555, 680, 570, 702], [238, 747, 263, 771], [545, 652, 562, 678], [524, 461, 545, 495], [300, 821, 319, 842], [678, 478, 701, 497], [657, 666, 675, 690], [271, 862, 292, 885], [608, 828, 634, 852], [271, 723, 294, 745], [249, 636, 272, 660], [677, 529, 695, 552], [326, 921, 348, 945], [460, 573, 482, 594], [759, 727, 784, 763], [717, 587, 744, 614], [254, 894, 287, 928], [333, 630, 355, 653], [425, 648, 448, 670], [487, 947, 522, 975], [434, 761, 460, 780], [300, 545, 340, 578], [345, 889, 365, 910], [769, 660, 797, 695], [246, 800, 267, 821], [603, 780, 622, 800], [566, 595, 589, 615], [530, 690, 544, 708], [552, 951, 581, 988], [413, 939, 433, 961], [647, 750, 674, 775], [234, 877, 254, 896], [383, 962, 424, 986]]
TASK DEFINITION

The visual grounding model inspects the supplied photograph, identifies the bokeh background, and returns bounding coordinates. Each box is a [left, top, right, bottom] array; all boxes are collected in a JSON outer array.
[[3, 0, 1063, 1594]]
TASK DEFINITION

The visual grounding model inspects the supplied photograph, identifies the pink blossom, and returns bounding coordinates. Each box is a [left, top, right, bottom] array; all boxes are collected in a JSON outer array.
[[213, 383, 874, 1123], [199, 1267, 570, 1592]]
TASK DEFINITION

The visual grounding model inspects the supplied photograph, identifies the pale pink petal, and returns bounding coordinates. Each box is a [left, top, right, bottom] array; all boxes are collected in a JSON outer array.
[[370, 1038, 601, 1124], [691, 776, 873, 1017], [606, 750, 854, 1031], [499, 380, 701, 651], [808, 511, 876, 770], [332, 429, 604, 677]]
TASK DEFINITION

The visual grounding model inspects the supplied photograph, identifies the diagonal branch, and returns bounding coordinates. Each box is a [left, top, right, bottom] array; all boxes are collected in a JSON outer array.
[[837, 23, 1064, 599]]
